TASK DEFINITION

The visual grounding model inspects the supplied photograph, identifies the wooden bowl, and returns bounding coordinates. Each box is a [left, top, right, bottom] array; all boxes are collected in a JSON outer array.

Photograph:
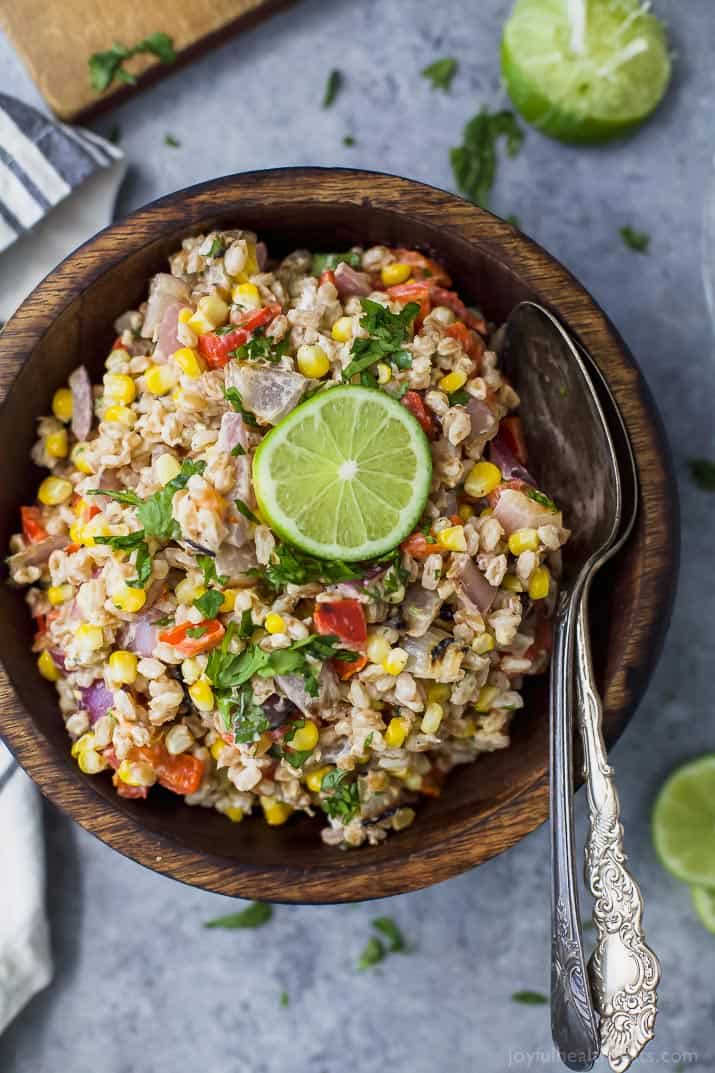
[[0, 170, 678, 902]]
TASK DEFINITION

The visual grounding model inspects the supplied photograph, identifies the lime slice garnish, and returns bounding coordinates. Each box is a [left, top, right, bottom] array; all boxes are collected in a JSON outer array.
[[691, 886, 715, 935], [252, 385, 432, 561], [501, 0, 671, 144], [652, 754, 715, 887]]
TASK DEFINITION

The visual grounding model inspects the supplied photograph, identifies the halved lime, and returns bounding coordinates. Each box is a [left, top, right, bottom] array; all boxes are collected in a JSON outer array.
[[252, 385, 432, 561], [691, 886, 715, 935], [652, 755, 715, 887], [501, 0, 671, 144]]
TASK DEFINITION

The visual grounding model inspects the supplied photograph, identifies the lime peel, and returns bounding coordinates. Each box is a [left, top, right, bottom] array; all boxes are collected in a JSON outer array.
[[652, 754, 715, 888]]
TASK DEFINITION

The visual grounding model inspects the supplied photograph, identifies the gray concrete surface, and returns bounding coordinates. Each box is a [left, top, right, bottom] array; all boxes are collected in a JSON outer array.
[[1, 1, 714, 1070]]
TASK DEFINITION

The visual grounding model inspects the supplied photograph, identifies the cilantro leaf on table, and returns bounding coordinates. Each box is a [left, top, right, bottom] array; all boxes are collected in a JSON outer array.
[[688, 458, 715, 491], [450, 108, 524, 208], [322, 68, 343, 108], [205, 901, 272, 929], [619, 226, 650, 253], [164, 133, 181, 148], [422, 57, 458, 92], [342, 298, 421, 381], [357, 936, 386, 970], [511, 991, 548, 1005], [88, 32, 176, 92], [372, 917, 408, 952]]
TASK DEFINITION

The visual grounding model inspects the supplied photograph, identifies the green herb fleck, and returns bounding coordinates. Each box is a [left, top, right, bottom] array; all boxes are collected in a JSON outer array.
[[421, 57, 457, 92], [322, 68, 342, 108], [224, 387, 259, 427], [164, 133, 181, 148], [196, 554, 228, 588], [688, 458, 715, 491], [186, 625, 208, 640], [88, 32, 176, 92], [511, 990, 548, 1005], [619, 226, 650, 253], [194, 589, 224, 619], [237, 609, 254, 639], [558, 384, 569, 397], [363, 731, 374, 751], [256, 541, 361, 592], [506, 213, 521, 229], [231, 329, 288, 365], [320, 768, 360, 823], [372, 917, 407, 952], [154, 614, 173, 628], [279, 990, 290, 1007], [205, 901, 273, 929], [311, 251, 361, 276], [448, 388, 470, 406], [450, 108, 524, 208], [343, 135, 356, 147], [235, 498, 260, 524], [343, 298, 420, 381], [524, 488, 558, 512], [357, 936, 386, 970]]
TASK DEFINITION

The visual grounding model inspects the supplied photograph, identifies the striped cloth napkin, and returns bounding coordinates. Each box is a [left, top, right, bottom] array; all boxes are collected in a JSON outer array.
[[0, 92, 125, 1032]]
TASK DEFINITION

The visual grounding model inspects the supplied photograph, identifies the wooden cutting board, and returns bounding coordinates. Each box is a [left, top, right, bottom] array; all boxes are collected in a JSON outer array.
[[1, 0, 295, 122]]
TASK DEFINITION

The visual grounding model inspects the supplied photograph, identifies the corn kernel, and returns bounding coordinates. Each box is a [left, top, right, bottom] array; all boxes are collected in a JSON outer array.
[[472, 633, 495, 655], [47, 584, 73, 606], [475, 685, 498, 712], [508, 528, 539, 555], [103, 372, 136, 405], [296, 344, 330, 379], [186, 310, 215, 335], [178, 307, 193, 325], [528, 565, 551, 601], [290, 721, 319, 752], [45, 429, 69, 458], [211, 738, 227, 760], [426, 682, 451, 704], [436, 524, 467, 552], [366, 632, 391, 665], [172, 347, 204, 378], [38, 476, 72, 506], [113, 586, 146, 613], [75, 623, 104, 652], [382, 647, 409, 676], [103, 404, 135, 426], [144, 364, 177, 396], [197, 293, 229, 327], [37, 649, 60, 681], [78, 748, 108, 775], [51, 387, 73, 423], [457, 503, 474, 522], [465, 461, 502, 499], [189, 678, 215, 712], [155, 452, 182, 486], [381, 262, 412, 286], [438, 369, 467, 394], [225, 806, 244, 822], [71, 442, 94, 475], [231, 282, 261, 309], [331, 316, 353, 342], [117, 759, 156, 787], [421, 702, 444, 734], [305, 766, 332, 792], [71, 732, 95, 758], [384, 716, 409, 748], [265, 612, 286, 635], [76, 516, 110, 548], [501, 574, 523, 593], [109, 649, 138, 685], [68, 521, 82, 545], [219, 588, 238, 613], [260, 796, 293, 826]]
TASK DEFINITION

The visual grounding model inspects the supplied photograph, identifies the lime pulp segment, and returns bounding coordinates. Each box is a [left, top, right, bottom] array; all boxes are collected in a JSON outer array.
[[652, 754, 715, 888], [252, 385, 432, 561], [501, 0, 671, 144]]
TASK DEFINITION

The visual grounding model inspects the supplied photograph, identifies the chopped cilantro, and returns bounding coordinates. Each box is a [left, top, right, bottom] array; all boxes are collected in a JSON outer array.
[[524, 488, 558, 512], [89, 32, 176, 92], [94, 529, 152, 589], [320, 768, 360, 823], [357, 936, 386, 970], [372, 917, 408, 952], [207, 236, 225, 258], [450, 108, 524, 208], [511, 990, 548, 1005], [235, 498, 260, 524], [154, 614, 173, 628], [231, 444, 245, 457], [231, 329, 288, 364], [224, 387, 259, 427], [619, 226, 650, 253], [688, 458, 715, 491], [225, 685, 270, 743], [196, 554, 228, 588], [311, 251, 362, 276], [205, 901, 272, 929], [237, 609, 254, 639], [194, 589, 224, 619], [342, 298, 420, 381], [421, 57, 457, 92], [256, 541, 361, 592], [283, 720, 316, 769], [186, 625, 208, 640], [322, 68, 342, 108], [363, 732, 374, 750], [164, 133, 181, 148]]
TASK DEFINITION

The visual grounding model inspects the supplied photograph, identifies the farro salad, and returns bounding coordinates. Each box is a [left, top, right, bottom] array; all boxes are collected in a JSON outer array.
[[7, 231, 568, 848]]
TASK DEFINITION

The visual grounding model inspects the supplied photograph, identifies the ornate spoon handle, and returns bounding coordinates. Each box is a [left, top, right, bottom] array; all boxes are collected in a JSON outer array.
[[576, 586, 660, 1072]]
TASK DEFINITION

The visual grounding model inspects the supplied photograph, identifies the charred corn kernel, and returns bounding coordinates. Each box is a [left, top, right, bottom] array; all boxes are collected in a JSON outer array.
[[45, 429, 68, 458], [109, 650, 138, 685], [475, 685, 498, 712], [465, 460, 502, 499], [211, 738, 227, 760], [71, 442, 93, 474], [421, 702, 444, 734], [165, 724, 195, 755], [225, 806, 244, 822], [264, 612, 286, 635], [501, 574, 523, 593], [528, 565, 551, 601], [508, 528, 539, 555], [117, 759, 156, 787], [381, 647, 409, 676], [472, 633, 495, 655], [385, 716, 409, 748], [113, 586, 146, 613], [381, 262, 412, 286], [78, 748, 108, 775], [219, 588, 238, 613], [51, 387, 73, 422], [426, 682, 450, 704], [71, 732, 95, 758], [155, 452, 181, 486], [436, 524, 467, 552], [181, 658, 202, 684], [37, 649, 60, 681], [290, 721, 319, 751], [260, 797, 293, 826], [75, 623, 103, 652], [231, 282, 261, 309], [305, 766, 332, 793], [375, 361, 392, 385], [172, 347, 204, 378], [103, 372, 136, 405], [189, 678, 214, 712], [366, 632, 391, 665], [38, 476, 72, 506], [178, 307, 193, 325], [103, 404, 135, 426], [47, 583, 73, 606], [296, 344, 330, 379], [145, 364, 177, 396], [458, 503, 474, 522], [438, 369, 467, 394], [331, 316, 353, 342], [197, 293, 229, 327]]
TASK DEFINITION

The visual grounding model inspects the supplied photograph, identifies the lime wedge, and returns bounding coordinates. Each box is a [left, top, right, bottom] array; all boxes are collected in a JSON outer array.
[[652, 755, 715, 887], [252, 385, 432, 561], [691, 886, 715, 935], [501, 0, 671, 144]]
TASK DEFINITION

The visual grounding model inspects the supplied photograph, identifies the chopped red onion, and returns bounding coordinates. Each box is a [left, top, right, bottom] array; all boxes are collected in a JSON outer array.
[[226, 363, 307, 425], [466, 397, 498, 440], [9, 534, 65, 572], [69, 365, 93, 441], [118, 614, 159, 657], [454, 557, 497, 613], [141, 274, 190, 339], [217, 411, 251, 454], [274, 675, 317, 716], [492, 488, 563, 534], [81, 680, 114, 724], [334, 262, 371, 297], [152, 301, 184, 364], [488, 429, 535, 484], [404, 584, 443, 637]]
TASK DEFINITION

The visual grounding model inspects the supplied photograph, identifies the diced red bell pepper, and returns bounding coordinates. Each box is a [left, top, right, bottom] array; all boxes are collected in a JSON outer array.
[[393, 249, 452, 286], [499, 416, 528, 466], [387, 282, 431, 324], [445, 320, 485, 360], [157, 618, 225, 656], [233, 302, 282, 331], [136, 744, 205, 795], [314, 599, 367, 680], [319, 269, 336, 287], [401, 390, 436, 438], [334, 653, 367, 680], [197, 303, 282, 369], [400, 531, 444, 560], [21, 506, 47, 544]]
